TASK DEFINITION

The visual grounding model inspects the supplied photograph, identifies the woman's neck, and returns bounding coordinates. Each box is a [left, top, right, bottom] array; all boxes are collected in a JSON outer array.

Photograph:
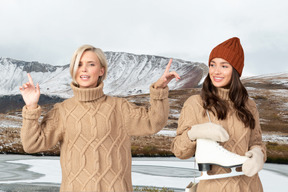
[[71, 82, 105, 102]]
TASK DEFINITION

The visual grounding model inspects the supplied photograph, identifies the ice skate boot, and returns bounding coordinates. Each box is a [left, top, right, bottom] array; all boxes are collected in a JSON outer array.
[[195, 138, 248, 180]]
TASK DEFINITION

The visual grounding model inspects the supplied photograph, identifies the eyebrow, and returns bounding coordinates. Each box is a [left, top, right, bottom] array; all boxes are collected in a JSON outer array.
[[220, 62, 230, 64], [210, 61, 230, 65], [79, 60, 96, 63]]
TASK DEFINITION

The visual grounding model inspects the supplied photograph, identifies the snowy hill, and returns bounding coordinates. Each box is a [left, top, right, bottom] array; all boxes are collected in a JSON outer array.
[[0, 53, 207, 97], [242, 72, 288, 89], [0, 58, 71, 97]]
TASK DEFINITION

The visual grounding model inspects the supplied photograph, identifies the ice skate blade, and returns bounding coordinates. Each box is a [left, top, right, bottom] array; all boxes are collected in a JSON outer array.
[[196, 168, 245, 180]]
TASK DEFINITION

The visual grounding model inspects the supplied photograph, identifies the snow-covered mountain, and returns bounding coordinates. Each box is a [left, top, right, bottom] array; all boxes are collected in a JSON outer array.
[[241, 72, 288, 91], [0, 58, 72, 97], [0, 52, 208, 98]]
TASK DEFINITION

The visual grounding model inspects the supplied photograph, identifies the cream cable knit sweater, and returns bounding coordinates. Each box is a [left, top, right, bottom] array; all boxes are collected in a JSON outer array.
[[21, 82, 169, 192], [171, 88, 266, 192]]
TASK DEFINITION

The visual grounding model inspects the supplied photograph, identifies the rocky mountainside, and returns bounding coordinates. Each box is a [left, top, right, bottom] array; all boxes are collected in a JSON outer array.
[[242, 73, 288, 89], [0, 52, 208, 97], [241, 73, 288, 132], [0, 58, 71, 97]]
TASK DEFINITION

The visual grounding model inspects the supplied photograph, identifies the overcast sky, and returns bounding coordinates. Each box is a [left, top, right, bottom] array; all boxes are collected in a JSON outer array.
[[1, 0, 287, 76]]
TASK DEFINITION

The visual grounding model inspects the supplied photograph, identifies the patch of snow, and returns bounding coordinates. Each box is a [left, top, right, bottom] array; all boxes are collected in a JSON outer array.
[[0, 120, 21, 128], [156, 129, 176, 137], [262, 134, 288, 144]]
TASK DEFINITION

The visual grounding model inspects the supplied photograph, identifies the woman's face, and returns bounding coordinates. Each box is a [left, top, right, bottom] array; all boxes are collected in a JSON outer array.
[[76, 50, 104, 88], [209, 58, 233, 88]]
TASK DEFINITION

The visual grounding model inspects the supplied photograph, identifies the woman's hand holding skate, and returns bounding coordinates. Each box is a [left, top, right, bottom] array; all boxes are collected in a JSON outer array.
[[187, 122, 229, 142], [242, 147, 264, 177], [19, 73, 40, 110], [154, 59, 180, 89]]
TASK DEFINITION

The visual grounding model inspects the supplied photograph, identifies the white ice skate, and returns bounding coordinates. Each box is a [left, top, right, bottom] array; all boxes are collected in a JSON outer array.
[[195, 138, 248, 180]]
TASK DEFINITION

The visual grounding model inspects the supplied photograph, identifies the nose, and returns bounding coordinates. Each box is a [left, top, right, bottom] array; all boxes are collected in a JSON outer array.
[[214, 66, 221, 74], [80, 64, 87, 72]]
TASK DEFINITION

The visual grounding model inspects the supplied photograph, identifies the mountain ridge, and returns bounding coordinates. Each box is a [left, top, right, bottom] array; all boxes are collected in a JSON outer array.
[[0, 52, 208, 97]]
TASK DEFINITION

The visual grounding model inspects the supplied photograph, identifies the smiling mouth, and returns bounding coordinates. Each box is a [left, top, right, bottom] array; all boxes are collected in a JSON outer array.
[[213, 77, 224, 81], [80, 75, 90, 80]]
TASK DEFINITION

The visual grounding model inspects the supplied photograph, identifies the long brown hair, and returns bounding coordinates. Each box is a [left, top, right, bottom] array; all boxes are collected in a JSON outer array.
[[200, 68, 255, 129]]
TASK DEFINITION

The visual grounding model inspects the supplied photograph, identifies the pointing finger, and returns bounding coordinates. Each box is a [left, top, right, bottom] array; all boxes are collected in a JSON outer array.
[[165, 59, 173, 73], [36, 83, 40, 93], [27, 73, 35, 87]]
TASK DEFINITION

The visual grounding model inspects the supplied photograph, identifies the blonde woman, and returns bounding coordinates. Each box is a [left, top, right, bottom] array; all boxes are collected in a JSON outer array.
[[20, 45, 180, 192]]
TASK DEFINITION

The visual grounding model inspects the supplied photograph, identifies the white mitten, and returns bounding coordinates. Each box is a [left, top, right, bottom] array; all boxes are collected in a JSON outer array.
[[242, 147, 264, 177], [187, 122, 229, 142]]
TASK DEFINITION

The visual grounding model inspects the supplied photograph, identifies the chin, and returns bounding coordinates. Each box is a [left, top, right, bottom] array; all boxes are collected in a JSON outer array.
[[81, 84, 98, 88], [215, 84, 230, 89], [77, 83, 90, 88], [212, 82, 227, 88]]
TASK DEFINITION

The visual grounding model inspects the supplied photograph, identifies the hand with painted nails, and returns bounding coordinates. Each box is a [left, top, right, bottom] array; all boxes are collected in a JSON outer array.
[[154, 59, 180, 89], [19, 73, 40, 110]]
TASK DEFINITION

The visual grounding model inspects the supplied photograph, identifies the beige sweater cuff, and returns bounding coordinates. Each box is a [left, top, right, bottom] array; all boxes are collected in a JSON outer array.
[[22, 105, 42, 119], [150, 83, 169, 100], [183, 129, 196, 147]]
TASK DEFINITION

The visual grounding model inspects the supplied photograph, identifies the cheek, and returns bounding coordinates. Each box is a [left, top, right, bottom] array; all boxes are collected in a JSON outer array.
[[227, 69, 233, 76], [90, 68, 102, 78], [75, 70, 80, 79], [224, 70, 233, 80], [208, 70, 213, 78], [208, 68, 215, 77], [208, 68, 212, 74], [76, 67, 81, 74]]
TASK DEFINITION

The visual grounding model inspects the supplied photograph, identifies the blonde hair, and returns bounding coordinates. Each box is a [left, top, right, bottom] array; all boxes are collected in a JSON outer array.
[[70, 45, 108, 87]]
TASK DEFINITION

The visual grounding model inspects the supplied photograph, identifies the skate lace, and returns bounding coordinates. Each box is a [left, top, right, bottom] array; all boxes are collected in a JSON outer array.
[[215, 143, 241, 159]]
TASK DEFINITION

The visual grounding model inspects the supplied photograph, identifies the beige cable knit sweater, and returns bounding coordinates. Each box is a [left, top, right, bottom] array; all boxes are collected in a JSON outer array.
[[171, 88, 266, 192], [21, 82, 169, 192]]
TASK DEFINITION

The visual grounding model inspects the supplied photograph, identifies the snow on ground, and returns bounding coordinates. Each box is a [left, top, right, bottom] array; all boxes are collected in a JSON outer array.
[[157, 130, 288, 144], [0, 120, 21, 128], [169, 109, 181, 119], [269, 89, 288, 97], [156, 129, 177, 137], [262, 134, 288, 144], [0, 157, 287, 192]]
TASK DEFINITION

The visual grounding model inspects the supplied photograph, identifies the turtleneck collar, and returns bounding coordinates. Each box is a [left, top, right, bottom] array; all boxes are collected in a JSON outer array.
[[217, 87, 230, 101], [71, 82, 105, 102]]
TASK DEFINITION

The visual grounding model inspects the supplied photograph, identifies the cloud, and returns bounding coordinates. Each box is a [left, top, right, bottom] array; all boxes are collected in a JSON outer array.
[[0, 0, 287, 75]]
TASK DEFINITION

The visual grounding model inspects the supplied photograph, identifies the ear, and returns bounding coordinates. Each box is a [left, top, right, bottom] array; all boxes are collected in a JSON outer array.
[[100, 67, 105, 76]]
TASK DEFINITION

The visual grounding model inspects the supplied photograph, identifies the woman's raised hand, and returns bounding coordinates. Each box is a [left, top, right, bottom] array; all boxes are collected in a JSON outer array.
[[154, 59, 180, 89], [19, 73, 40, 110]]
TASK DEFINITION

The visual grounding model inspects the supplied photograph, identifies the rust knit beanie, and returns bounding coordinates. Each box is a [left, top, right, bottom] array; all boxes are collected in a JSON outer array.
[[209, 37, 244, 77]]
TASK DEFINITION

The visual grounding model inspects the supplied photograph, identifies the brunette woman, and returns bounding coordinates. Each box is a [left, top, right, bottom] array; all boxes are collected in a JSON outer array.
[[171, 37, 266, 192]]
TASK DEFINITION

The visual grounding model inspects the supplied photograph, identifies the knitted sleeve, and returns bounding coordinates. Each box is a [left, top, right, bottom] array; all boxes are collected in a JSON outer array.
[[21, 103, 64, 153], [247, 99, 267, 161], [171, 96, 200, 159], [121, 83, 169, 136]]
